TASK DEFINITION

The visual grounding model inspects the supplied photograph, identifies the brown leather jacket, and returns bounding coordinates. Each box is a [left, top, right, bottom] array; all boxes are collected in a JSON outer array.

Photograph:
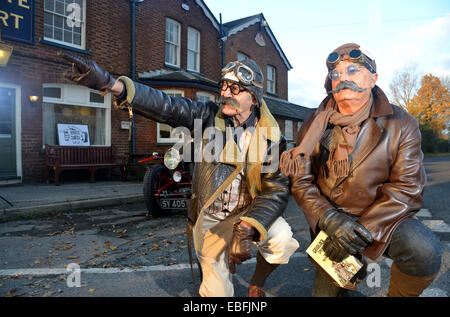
[[291, 86, 426, 260]]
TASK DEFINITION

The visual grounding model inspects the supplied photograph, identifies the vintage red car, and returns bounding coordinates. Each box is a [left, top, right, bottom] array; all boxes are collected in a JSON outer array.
[[139, 148, 192, 217]]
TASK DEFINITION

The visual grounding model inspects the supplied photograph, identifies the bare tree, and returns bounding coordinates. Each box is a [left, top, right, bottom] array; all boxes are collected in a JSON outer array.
[[440, 75, 450, 90], [389, 63, 420, 110]]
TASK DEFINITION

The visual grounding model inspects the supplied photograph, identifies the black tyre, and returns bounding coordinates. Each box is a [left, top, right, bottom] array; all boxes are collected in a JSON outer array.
[[143, 164, 171, 217]]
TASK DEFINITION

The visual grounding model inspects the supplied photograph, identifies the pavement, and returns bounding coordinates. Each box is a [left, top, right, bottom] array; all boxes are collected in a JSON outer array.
[[0, 180, 144, 221]]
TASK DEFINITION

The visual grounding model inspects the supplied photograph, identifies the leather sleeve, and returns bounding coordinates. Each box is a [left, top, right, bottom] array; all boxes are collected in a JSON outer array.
[[115, 76, 216, 130], [289, 114, 335, 234], [240, 137, 291, 241], [358, 115, 426, 242]]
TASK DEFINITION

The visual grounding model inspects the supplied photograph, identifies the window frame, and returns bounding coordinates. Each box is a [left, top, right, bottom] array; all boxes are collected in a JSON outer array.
[[187, 27, 200, 72], [285, 119, 293, 141], [42, 83, 111, 146], [43, 0, 87, 50], [267, 65, 276, 94], [157, 90, 185, 144], [196, 92, 215, 103], [165, 18, 181, 67]]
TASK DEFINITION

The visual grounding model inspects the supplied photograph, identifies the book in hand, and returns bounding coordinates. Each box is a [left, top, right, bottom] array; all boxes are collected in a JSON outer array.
[[306, 230, 363, 290]]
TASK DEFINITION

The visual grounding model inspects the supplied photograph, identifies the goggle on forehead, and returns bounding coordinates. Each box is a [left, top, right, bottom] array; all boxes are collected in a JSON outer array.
[[327, 49, 376, 74], [221, 61, 263, 88]]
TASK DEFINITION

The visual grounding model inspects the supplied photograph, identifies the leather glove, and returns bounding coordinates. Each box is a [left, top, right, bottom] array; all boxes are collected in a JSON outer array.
[[58, 51, 115, 94], [323, 237, 349, 262], [228, 222, 254, 274], [318, 209, 373, 259]]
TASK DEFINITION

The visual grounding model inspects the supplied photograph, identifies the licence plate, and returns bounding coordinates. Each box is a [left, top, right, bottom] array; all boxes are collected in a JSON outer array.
[[159, 198, 187, 209]]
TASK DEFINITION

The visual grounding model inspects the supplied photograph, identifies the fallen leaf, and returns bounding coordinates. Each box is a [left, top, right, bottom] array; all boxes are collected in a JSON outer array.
[[5, 288, 17, 297], [88, 288, 95, 293], [43, 291, 55, 297], [130, 265, 142, 269], [117, 235, 128, 238], [152, 243, 160, 250], [67, 256, 79, 259], [109, 246, 117, 251], [48, 231, 62, 236]]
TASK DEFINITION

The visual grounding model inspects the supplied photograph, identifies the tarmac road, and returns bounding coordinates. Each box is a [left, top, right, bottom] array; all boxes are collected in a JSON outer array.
[[0, 156, 449, 298]]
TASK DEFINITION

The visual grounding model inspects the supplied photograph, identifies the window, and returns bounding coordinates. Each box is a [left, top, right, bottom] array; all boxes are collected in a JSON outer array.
[[237, 52, 249, 62], [297, 121, 302, 131], [267, 65, 276, 94], [196, 92, 215, 103], [157, 90, 185, 143], [285, 120, 293, 141], [187, 27, 200, 72], [42, 84, 111, 146], [44, 0, 86, 49], [165, 18, 181, 67]]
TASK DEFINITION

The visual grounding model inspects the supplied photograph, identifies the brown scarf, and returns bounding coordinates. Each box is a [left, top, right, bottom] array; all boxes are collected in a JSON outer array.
[[280, 94, 373, 177]]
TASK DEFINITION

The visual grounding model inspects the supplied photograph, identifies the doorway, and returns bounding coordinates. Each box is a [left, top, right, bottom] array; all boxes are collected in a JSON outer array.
[[0, 85, 21, 183]]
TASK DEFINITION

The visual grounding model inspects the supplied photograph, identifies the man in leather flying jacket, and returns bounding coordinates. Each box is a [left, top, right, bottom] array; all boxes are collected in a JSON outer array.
[[280, 43, 442, 297], [59, 52, 299, 297]]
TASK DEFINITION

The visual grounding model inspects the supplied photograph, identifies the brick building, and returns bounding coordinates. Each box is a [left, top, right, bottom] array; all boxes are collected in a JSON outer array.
[[0, 0, 313, 185]]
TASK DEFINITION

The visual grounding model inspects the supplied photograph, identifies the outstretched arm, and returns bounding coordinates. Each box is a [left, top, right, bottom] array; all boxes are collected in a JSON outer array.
[[59, 51, 215, 130]]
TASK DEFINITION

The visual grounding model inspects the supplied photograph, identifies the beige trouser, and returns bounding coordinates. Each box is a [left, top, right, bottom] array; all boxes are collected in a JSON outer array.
[[194, 210, 299, 297]]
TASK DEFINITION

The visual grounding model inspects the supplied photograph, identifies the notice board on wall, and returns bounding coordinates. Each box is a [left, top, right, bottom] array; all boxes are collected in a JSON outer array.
[[57, 123, 90, 146]]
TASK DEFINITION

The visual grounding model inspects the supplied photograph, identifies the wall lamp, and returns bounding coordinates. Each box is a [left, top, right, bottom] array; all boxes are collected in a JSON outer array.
[[0, 43, 13, 66], [0, 28, 13, 67], [29, 95, 39, 106]]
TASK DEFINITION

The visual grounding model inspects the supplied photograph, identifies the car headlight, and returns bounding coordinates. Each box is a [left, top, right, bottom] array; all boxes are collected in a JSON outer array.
[[164, 148, 181, 170], [173, 171, 182, 183]]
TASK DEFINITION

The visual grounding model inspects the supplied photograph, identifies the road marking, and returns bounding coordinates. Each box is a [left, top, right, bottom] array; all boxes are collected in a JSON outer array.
[[422, 220, 450, 233], [0, 252, 308, 277], [416, 208, 432, 218]]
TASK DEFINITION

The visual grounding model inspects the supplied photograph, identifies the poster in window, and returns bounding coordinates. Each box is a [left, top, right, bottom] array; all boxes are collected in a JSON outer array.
[[57, 123, 90, 146]]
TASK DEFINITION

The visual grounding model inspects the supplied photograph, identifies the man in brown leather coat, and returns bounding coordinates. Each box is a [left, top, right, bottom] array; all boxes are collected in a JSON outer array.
[[280, 43, 442, 297], [59, 52, 299, 297]]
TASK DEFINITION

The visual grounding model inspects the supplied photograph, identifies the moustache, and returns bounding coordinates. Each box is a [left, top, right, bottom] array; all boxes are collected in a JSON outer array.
[[328, 81, 367, 94], [218, 96, 241, 110]]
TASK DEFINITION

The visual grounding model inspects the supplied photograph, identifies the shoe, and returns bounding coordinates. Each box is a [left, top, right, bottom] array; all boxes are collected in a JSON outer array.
[[248, 285, 265, 297]]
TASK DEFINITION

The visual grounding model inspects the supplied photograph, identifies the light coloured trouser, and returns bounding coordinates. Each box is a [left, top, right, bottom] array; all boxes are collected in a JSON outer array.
[[194, 211, 299, 297]]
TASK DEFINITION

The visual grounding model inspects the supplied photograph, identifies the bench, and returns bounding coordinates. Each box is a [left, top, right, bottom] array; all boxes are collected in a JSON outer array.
[[45, 145, 127, 185]]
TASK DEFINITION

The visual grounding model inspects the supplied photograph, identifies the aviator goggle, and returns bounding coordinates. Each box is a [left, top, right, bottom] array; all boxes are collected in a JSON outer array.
[[221, 61, 263, 88], [327, 49, 376, 74]]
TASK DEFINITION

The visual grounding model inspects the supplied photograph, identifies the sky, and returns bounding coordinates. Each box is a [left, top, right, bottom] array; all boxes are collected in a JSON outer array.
[[204, 0, 450, 108]]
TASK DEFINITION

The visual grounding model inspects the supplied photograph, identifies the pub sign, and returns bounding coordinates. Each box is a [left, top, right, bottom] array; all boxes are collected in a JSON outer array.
[[0, 0, 35, 44]]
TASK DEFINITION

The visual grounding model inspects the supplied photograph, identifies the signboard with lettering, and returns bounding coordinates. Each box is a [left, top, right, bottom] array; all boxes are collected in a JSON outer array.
[[57, 123, 90, 146], [0, 0, 35, 44]]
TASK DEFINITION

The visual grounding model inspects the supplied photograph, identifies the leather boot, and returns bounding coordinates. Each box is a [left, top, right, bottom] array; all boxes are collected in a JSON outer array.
[[247, 252, 278, 297], [248, 285, 265, 297], [387, 263, 438, 297]]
